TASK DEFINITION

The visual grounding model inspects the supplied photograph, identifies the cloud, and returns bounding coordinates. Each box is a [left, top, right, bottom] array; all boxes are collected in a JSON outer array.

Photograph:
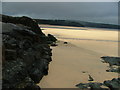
[[2, 2, 118, 24], [2, 0, 120, 2]]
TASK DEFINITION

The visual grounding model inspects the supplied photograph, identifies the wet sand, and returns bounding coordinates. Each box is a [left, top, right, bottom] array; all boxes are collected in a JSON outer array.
[[38, 25, 118, 88]]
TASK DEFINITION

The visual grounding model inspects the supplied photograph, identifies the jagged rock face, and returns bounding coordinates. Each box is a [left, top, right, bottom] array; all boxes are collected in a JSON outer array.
[[1, 15, 56, 89], [1, 14, 44, 35], [101, 56, 120, 66]]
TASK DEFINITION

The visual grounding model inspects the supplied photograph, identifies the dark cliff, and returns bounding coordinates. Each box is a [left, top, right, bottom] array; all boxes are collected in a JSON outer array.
[[1, 14, 57, 89]]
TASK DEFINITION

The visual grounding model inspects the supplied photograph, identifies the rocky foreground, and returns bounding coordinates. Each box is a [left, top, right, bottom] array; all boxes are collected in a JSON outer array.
[[1, 14, 57, 89]]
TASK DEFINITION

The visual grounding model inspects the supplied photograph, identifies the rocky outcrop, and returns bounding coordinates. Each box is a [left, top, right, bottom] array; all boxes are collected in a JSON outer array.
[[76, 82, 104, 89], [101, 56, 120, 73], [47, 34, 57, 42], [104, 78, 120, 90], [1, 14, 57, 89], [76, 56, 120, 90], [101, 56, 120, 67], [76, 78, 120, 90], [1, 14, 43, 35], [46, 34, 58, 46]]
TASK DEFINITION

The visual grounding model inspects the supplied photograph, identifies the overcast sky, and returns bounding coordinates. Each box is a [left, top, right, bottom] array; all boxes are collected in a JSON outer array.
[[2, 2, 118, 25]]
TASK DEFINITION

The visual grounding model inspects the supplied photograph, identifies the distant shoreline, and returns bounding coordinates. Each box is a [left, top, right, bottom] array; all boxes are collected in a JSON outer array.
[[35, 19, 120, 30], [40, 24, 119, 31], [40, 24, 119, 42]]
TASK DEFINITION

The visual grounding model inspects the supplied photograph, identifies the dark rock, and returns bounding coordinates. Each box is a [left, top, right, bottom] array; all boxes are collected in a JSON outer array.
[[29, 59, 49, 83], [1, 14, 43, 35], [76, 77, 120, 89], [43, 55, 52, 62], [64, 42, 68, 44], [106, 67, 120, 73], [46, 34, 57, 47], [76, 57, 120, 90], [82, 71, 86, 73], [50, 43, 58, 46], [101, 56, 120, 73], [76, 83, 89, 89], [2, 14, 55, 89], [47, 34, 57, 43], [101, 56, 120, 66], [76, 82, 103, 89], [2, 59, 27, 88], [88, 74, 94, 81], [103, 78, 120, 90]]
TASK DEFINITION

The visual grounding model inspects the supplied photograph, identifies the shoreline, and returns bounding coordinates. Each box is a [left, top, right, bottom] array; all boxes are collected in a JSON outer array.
[[40, 24, 119, 31]]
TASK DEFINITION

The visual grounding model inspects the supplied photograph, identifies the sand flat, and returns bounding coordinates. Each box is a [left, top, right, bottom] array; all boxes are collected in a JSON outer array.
[[38, 25, 118, 88]]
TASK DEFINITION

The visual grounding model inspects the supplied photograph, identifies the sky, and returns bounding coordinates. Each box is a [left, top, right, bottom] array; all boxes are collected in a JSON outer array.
[[1, 2, 119, 25], [1, 0, 120, 2]]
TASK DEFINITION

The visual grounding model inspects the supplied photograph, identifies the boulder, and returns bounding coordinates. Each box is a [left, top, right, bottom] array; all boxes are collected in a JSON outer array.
[[47, 34, 57, 43], [104, 78, 120, 90], [64, 42, 68, 44]]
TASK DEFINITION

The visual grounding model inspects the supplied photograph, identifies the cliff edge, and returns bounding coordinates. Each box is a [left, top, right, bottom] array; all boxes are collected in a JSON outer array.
[[1, 14, 57, 89]]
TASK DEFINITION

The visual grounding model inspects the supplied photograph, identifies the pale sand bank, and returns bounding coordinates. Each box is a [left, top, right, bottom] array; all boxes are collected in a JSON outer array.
[[38, 25, 118, 88]]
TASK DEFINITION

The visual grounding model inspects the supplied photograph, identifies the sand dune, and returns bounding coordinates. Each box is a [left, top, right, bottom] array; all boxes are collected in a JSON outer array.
[[38, 25, 118, 88]]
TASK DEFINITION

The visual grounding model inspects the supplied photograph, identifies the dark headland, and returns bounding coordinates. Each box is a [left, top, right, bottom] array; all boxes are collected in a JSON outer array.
[[35, 19, 120, 29], [1, 14, 57, 89]]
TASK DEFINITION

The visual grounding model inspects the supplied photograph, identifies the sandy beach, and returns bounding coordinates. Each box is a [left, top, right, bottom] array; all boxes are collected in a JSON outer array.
[[38, 25, 119, 88]]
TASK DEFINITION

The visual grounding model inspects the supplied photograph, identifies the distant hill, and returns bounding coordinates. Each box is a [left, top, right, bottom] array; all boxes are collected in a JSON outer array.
[[35, 19, 120, 29], [35, 19, 84, 27], [75, 20, 120, 29]]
